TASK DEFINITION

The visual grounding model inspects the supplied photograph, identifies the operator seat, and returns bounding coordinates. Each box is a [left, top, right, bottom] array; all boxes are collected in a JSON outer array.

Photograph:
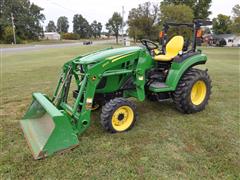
[[154, 36, 184, 62]]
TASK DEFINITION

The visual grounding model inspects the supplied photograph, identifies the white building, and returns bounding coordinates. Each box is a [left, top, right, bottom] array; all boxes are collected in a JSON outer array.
[[44, 32, 61, 40], [214, 34, 240, 47], [232, 36, 240, 47]]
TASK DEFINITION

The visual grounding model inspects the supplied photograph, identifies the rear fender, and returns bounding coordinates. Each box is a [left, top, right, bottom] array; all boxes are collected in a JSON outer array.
[[165, 53, 207, 90]]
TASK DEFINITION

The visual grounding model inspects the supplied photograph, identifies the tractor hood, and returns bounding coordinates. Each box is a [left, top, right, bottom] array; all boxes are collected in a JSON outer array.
[[76, 46, 143, 64]]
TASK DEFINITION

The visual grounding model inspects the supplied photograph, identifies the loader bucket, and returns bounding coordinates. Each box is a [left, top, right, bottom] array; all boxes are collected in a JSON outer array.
[[20, 93, 79, 159]]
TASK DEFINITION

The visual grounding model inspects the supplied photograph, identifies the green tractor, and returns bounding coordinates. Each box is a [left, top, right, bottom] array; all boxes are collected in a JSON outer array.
[[20, 20, 212, 159]]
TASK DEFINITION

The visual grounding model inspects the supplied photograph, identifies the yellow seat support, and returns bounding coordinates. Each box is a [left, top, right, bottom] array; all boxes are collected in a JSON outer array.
[[154, 36, 184, 62]]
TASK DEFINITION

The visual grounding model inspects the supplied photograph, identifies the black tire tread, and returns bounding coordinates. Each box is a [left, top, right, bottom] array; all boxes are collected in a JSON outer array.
[[173, 68, 212, 114], [100, 98, 137, 133]]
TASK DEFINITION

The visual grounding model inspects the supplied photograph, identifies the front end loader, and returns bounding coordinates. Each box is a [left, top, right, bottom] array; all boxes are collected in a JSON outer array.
[[20, 20, 212, 159]]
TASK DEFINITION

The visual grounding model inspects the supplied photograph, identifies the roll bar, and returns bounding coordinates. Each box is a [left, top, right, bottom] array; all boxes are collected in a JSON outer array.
[[161, 19, 212, 53]]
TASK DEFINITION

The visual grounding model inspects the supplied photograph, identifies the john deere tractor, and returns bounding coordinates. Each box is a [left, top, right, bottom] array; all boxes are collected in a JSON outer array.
[[20, 20, 212, 159]]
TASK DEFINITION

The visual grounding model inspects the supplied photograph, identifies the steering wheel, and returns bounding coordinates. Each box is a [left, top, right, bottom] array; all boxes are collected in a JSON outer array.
[[140, 39, 159, 51]]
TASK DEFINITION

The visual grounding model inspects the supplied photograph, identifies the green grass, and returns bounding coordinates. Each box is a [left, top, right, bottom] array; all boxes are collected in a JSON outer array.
[[1, 45, 240, 179]]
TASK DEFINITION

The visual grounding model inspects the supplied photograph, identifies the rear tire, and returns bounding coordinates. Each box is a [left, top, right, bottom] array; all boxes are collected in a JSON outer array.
[[173, 68, 212, 113], [100, 98, 137, 133]]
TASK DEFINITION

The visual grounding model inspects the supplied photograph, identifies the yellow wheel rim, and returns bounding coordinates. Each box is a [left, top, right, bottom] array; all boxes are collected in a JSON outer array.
[[191, 80, 207, 105], [112, 106, 134, 131]]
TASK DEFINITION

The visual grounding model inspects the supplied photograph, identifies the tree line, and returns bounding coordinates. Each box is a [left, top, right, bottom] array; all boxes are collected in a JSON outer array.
[[45, 12, 123, 43], [0, 0, 239, 44], [45, 16, 103, 39], [127, 1, 240, 42]]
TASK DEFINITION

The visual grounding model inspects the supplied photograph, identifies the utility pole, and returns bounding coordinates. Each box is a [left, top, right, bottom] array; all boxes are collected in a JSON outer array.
[[121, 6, 125, 45], [11, 13, 16, 44]]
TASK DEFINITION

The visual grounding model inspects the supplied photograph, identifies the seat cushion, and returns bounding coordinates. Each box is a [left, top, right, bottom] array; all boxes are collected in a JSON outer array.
[[154, 54, 174, 61]]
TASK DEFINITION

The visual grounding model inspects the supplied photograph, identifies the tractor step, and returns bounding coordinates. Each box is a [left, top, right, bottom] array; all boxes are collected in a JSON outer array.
[[149, 81, 168, 89], [148, 81, 173, 93]]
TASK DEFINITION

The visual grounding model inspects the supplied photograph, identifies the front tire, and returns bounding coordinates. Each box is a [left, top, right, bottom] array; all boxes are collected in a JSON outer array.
[[173, 68, 212, 113], [100, 98, 137, 133]]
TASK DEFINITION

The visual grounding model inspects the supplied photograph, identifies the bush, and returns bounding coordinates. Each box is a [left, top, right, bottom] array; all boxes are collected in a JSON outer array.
[[61, 33, 80, 40], [3, 26, 21, 44]]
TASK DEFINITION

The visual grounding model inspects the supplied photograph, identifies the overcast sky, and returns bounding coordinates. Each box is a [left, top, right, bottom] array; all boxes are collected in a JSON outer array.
[[30, 0, 239, 32]]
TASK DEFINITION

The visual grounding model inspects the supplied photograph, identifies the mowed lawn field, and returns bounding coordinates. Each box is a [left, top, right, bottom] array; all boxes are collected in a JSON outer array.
[[1, 45, 239, 179]]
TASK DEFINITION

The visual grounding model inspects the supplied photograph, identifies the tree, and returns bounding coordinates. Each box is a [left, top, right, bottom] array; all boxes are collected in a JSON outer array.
[[232, 4, 240, 18], [0, 0, 45, 42], [160, 4, 193, 23], [106, 12, 123, 43], [57, 16, 69, 33], [128, 2, 159, 41], [2, 26, 16, 43], [97, 22, 102, 38], [160, 4, 194, 39], [45, 21, 57, 32], [231, 17, 240, 34], [91, 20, 98, 38], [231, 4, 240, 34], [91, 20, 102, 38], [105, 23, 112, 38], [212, 14, 232, 34], [161, 0, 212, 19], [73, 14, 91, 38]]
